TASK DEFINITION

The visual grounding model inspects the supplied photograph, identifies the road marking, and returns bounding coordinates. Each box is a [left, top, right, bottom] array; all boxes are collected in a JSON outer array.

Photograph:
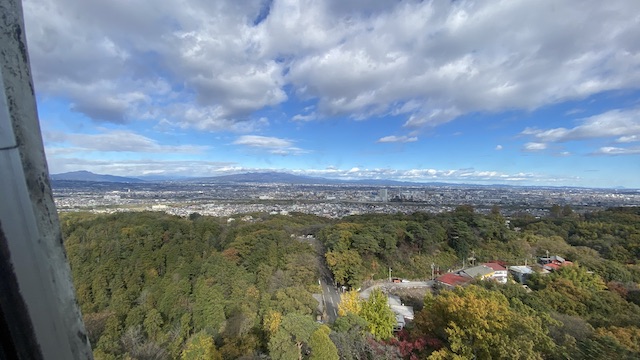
[[333, 309, 337, 317]]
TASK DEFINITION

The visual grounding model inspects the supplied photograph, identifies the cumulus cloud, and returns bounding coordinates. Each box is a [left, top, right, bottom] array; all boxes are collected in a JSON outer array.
[[495, 145, 503, 151], [520, 108, 640, 155], [377, 135, 418, 143], [233, 135, 307, 155], [23, 0, 640, 131]]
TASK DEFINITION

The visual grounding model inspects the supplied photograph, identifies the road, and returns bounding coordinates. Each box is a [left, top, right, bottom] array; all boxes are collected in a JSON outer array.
[[319, 274, 341, 323], [307, 236, 341, 323]]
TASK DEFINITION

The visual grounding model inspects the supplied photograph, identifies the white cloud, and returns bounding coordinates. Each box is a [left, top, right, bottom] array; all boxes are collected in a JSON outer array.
[[522, 108, 640, 143], [616, 135, 639, 143], [291, 113, 317, 122], [234, 135, 292, 148], [523, 142, 547, 152], [171, 105, 270, 132], [376, 135, 418, 143], [45, 159, 575, 185], [47, 158, 236, 177], [44, 130, 208, 153], [292, 167, 571, 184], [233, 135, 307, 155], [594, 146, 640, 156], [495, 145, 503, 151], [23, 0, 640, 130]]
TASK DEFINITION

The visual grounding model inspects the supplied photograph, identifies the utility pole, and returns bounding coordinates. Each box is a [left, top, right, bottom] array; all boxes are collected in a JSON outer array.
[[389, 267, 392, 282], [466, 250, 476, 267], [431, 263, 435, 280]]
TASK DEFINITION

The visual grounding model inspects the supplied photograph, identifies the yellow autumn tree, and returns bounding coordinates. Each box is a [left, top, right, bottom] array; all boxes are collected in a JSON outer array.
[[263, 310, 282, 336], [415, 285, 555, 359], [338, 290, 362, 316], [595, 326, 640, 353]]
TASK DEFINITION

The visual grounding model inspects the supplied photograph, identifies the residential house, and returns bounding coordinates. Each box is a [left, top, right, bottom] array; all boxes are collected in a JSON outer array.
[[436, 272, 473, 288], [540, 255, 573, 271], [483, 262, 508, 284], [509, 265, 534, 283], [510, 265, 550, 283], [461, 265, 495, 280]]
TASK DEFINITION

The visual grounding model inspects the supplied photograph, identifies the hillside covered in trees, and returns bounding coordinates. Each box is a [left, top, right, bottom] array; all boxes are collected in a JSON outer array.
[[62, 206, 640, 359]]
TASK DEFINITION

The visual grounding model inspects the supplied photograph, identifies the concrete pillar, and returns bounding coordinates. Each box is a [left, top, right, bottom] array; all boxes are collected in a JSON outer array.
[[0, 0, 93, 358]]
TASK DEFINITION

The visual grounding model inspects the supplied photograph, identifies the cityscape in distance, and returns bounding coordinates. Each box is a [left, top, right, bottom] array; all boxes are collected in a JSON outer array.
[[51, 170, 640, 219]]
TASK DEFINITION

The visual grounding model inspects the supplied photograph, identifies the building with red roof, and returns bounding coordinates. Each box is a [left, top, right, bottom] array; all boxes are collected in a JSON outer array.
[[483, 262, 508, 284], [436, 272, 473, 288]]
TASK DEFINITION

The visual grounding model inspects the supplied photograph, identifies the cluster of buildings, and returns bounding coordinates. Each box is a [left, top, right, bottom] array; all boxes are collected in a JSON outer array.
[[436, 262, 509, 288], [435, 255, 573, 288], [52, 180, 640, 219]]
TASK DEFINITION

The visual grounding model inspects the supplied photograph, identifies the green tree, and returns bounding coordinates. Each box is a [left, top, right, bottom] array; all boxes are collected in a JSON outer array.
[[268, 313, 319, 360], [360, 288, 395, 340], [143, 308, 164, 341], [553, 265, 606, 292], [325, 250, 364, 287], [193, 278, 225, 334], [96, 315, 122, 355], [333, 312, 368, 334], [309, 325, 339, 360]]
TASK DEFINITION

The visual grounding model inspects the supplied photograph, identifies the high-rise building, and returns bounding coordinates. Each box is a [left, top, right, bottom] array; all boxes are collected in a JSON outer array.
[[380, 188, 388, 202]]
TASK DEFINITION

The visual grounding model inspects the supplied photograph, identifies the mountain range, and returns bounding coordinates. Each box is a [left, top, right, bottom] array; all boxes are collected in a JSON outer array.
[[50, 170, 423, 186], [50, 171, 146, 183], [49, 170, 614, 190]]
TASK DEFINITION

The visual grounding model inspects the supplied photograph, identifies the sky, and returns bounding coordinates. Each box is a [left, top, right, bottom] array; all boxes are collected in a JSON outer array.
[[22, 0, 640, 188]]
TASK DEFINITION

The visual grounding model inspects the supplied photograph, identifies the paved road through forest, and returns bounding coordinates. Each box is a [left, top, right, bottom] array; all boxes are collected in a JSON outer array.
[[307, 236, 341, 323]]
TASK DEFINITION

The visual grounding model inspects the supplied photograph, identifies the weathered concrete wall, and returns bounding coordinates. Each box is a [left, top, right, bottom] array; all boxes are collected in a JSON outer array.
[[0, 0, 93, 358]]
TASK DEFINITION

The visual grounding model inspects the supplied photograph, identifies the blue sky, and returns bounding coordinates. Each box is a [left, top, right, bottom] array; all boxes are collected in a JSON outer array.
[[23, 0, 640, 188]]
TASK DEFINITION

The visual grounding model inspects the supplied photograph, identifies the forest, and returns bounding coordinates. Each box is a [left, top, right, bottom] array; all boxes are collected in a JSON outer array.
[[61, 206, 640, 359]]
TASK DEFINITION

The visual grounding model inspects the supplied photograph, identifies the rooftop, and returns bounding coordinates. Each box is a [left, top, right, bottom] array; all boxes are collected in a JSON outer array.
[[483, 262, 507, 271], [462, 265, 495, 278], [437, 272, 473, 287]]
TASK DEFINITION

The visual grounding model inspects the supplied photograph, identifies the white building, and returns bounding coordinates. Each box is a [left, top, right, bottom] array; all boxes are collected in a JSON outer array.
[[483, 262, 508, 284]]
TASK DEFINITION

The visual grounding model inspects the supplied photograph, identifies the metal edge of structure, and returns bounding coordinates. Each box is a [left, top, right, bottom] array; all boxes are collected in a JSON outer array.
[[0, 0, 93, 358]]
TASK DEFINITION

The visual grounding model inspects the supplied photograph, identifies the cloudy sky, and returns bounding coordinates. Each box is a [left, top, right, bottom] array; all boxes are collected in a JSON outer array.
[[23, 0, 640, 187]]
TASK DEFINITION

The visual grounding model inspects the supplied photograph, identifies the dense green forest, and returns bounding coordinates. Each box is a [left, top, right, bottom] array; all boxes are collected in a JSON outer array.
[[62, 206, 640, 359]]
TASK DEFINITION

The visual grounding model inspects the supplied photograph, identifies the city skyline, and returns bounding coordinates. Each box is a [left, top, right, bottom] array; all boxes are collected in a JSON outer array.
[[25, 0, 640, 188]]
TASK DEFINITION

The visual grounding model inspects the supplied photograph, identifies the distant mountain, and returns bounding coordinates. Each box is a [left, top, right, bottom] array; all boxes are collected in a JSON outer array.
[[51, 171, 145, 183], [136, 174, 192, 181]]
